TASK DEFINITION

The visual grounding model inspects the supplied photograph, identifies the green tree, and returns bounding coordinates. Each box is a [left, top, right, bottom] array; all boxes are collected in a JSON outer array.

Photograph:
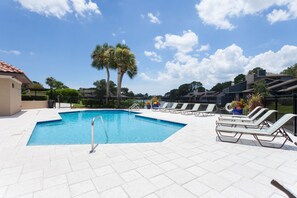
[[168, 89, 179, 101], [55, 81, 68, 89], [45, 77, 68, 99], [164, 81, 205, 100], [91, 43, 116, 103], [45, 77, 67, 89], [178, 83, 191, 97], [234, 74, 245, 84], [281, 63, 297, 78], [93, 79, 116, 97], [121, 87, 134, 97], [249, 67, 265, 75], [29, 81, 44, 89], [211, 81, 232, 92], [114, 43, 137, 106], [253, 80, 269, 96], [190, 81, 204, 91], [45, 77, 56, 89]]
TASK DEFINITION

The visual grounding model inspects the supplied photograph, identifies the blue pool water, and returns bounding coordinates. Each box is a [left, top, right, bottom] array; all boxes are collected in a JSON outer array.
[[28, 110, 185, 145]]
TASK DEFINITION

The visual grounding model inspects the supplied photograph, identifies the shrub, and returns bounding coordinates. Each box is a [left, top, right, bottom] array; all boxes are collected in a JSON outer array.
[[248, 94, 263, 111], [22, 95, 48, 101], [47, 88, 80, 103], [81, 99, 104, 108]]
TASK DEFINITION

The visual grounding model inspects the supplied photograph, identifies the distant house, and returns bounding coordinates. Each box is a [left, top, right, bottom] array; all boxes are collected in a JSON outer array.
[[0, 61, 31, 116], [220, 69, 297, 105], [79, 88, 97, 98], [199, 91, 220, 103], [79, 88, 128, 99], [182, 91, 205, 102], [181, 91, 219, 103]]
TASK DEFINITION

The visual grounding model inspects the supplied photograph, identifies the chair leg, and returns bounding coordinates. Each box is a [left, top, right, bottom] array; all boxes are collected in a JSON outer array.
[[256, 131, 281, 142], [253, 135, 289, 149], [217, 131, 239, 138], [216, 131, 243, 143]]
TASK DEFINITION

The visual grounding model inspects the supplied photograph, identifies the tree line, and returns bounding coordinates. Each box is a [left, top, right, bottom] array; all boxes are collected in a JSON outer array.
[[164, 64, 297, 100]]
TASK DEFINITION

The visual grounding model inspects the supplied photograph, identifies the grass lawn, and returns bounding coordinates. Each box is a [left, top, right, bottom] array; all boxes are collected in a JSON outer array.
[[72, 103, 85, 108], [267, 104, 293, 114]]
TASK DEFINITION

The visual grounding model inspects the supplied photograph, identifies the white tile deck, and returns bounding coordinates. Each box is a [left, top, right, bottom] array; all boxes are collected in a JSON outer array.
[[0, 108, 297, 197]]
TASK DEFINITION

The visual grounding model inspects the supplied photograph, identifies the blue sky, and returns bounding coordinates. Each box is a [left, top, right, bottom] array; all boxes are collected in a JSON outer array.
[[1, 0, 297, 95]]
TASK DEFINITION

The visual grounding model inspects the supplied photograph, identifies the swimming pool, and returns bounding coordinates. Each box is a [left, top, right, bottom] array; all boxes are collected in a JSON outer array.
[[28, 110, 185, 145]]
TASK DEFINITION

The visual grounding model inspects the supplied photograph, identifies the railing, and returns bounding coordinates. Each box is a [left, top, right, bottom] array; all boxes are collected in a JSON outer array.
[[128, 103, 140, 112], [89, 116, 108, 153], [263, 94, 297, 136]]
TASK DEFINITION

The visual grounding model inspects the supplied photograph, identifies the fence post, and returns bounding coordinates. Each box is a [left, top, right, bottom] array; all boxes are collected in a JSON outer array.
[[293, 94, 297, 136], [275, 95, 278, 121], [58, 95, 60, 109]]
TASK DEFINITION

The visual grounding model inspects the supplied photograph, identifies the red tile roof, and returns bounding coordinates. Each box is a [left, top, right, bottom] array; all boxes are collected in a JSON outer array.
[[0, 61, 24, 74]]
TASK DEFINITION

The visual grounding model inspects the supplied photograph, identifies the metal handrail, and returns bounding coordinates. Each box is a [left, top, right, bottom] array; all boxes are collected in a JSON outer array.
[[128, 103, 140, 112], [90, 116, 107, 153]]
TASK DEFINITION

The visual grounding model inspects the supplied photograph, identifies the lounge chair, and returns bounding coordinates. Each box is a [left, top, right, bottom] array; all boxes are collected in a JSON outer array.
[[195, 104, 216, 116], [161, 103, 178, 112], [181, 103, 200, 115], [220, 106, 262, 118], [218, 108, 268, 122], [170, 103, 188, 113], [216, 114, 297, 148], [216, 110, 277, 129], [153, 102, 168, 111]]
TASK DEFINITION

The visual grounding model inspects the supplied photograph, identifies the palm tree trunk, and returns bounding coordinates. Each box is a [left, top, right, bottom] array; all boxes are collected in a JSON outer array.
[[106, 68, 110, 104], [117, 70, 122, 107]]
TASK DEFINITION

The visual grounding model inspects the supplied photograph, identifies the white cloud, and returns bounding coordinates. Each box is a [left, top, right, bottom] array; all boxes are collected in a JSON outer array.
[[71, 0, 100, 16], [0, 49, 21, 55], [147, 12, 161, 24], [198, 44, 210, 52], [112, 33, 116, 37], [122, 39, 126, 44], [144, 51, 162, 62], [141, 43, 297, 89], [139, 73, 151, 80], [17, 0, 100, 18], [154, 36, 165, 49], [196, 0, 297, 30], [154, 30, 198, 53], [245, 45, 297, 73]]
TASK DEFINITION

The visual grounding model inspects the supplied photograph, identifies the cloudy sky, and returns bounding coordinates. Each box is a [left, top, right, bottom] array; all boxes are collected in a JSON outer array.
[[1, 0, 297, 95]]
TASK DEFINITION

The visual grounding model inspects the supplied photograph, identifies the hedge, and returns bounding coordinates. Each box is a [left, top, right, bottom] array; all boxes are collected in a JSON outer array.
[[22, 95, 48, 101]]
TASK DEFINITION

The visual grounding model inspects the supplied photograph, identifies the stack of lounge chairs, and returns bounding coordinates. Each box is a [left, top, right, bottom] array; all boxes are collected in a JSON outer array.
[[216, 106, 297, 149], [152, 102, 216, 116]]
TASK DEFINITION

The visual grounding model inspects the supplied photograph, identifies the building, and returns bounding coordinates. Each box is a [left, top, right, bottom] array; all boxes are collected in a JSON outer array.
[[79, 88, 97, 98], [182, 91, 205, 102], [0, 61, 31, 116], [220, 69, 297, 105]]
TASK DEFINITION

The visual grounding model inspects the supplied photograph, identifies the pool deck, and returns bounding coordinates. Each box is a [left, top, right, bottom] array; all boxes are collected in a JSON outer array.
[[0, 108, 297, 198]]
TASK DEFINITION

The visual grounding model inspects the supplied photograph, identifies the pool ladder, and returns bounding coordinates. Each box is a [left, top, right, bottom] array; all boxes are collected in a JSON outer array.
[[90, 116, 108, 153], [128, 103, 140, 112]]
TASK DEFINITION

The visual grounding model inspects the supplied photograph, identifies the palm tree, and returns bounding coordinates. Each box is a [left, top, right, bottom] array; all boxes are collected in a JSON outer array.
[[91, 43, 115, 103], [114, 43, 137, 106]]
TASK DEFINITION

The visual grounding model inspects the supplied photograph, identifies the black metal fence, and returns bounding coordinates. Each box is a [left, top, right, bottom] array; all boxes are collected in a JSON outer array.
[[263, 94, 297, 136]]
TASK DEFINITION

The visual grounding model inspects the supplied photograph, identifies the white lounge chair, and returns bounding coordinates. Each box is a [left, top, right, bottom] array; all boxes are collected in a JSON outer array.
[[161, 103, 178, 112], [216, 114, 297, 148], [220, 106, 262, 118], [170, 103, 188, 113], [195, 104, 216, 116], [153, 102, 168, 111], [181, 103, 200, 115], [216, 110, 277, 129], [218, 108, 268, 122]]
